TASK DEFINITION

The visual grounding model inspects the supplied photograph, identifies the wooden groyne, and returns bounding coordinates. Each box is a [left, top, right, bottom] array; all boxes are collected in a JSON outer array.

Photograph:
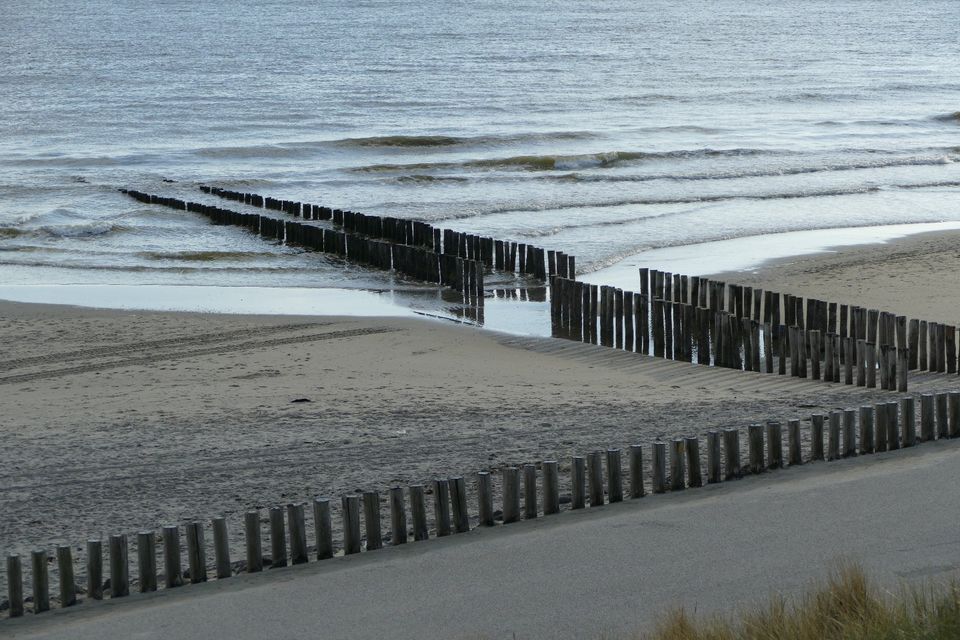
[[549, 268, 960, 392], [198, 185, 577, 282], [5, 390, 959, 619]]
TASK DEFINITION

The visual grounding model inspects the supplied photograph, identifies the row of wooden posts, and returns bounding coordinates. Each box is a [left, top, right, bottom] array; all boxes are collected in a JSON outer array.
[[7, 389, 958, 618], [121, 190, 485, 300], [550, 275, 911, 392], [638, 268, 958, 374], [199, 185, 577, 282]]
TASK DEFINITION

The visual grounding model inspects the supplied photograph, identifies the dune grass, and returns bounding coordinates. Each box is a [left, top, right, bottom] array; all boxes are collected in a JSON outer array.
[[647, 565, 960, 640]]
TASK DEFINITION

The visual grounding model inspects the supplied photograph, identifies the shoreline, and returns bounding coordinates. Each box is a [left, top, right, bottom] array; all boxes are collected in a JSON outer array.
[[708, 226, 960, 325]]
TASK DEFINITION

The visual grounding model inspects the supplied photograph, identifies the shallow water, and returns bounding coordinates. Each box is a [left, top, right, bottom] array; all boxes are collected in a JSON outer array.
[[2, 0, 959, 317]]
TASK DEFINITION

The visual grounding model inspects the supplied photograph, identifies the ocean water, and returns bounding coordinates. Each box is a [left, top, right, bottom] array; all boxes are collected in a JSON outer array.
[[2, 0, 959, 308]]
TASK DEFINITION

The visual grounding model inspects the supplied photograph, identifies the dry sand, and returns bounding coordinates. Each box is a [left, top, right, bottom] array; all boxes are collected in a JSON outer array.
[[710, 227, 960, 325], [2, 228, 960, 601]]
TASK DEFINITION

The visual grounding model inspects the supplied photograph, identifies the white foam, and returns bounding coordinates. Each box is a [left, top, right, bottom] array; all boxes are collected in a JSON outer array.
[[581, 221, 960, 289]]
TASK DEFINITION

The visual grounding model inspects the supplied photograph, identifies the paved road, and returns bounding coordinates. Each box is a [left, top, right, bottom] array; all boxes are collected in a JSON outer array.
[[10, 440, 960, 640]]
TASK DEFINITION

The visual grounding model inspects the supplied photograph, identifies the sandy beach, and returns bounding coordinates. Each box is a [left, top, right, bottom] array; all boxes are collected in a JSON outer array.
[[709, 228, 960, 326], [4, 228, 960, 601]]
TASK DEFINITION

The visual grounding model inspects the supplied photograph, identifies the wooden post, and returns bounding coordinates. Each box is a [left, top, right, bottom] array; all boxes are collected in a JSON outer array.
[[685, 437, 703, 487], [811, 414, 825, 461], [57, 545, 77, 605], [477, 473, 494, 526], [706, 432, 721, 483], [723, 428, 741, 480], [572, 456, 586, 508], [937, 393, 949, 439], [211, 518, 231, 578], [433, 479, 452, 536], [669, 439, 686, 490], [502, 467, 520, 523], [909, 318, 919, 369], [859, 406, 874, 454], [523, 465, 538, 519], [342, 495, 362, 554], [288, 503, 308, 563], [902, 396, 917, 447], [766, 422, 783, 469], [866, 343, 876, 388], [588, 451, 605, 505], [86, 540, 103, 599], [919, 321, 928, 370], [314, 498, 334, 559], [629, 445, 645, 497], [856, 339, 866, 386], [6, 555, 23, 617], [607, 449, 623, 502], [543, 461, 560, 514], [788, 419, 802, 465], [449, 478, 472, 534], [895, 348, 907, 392], [876, 402, 889, 452], [921, 393, 935, 441], [826, 412, 840, 460], [843, 409, 857, 457], [363, 492, 383, 550], [409, 485, 429, 541], [32, 550, 50, 611], [243, 513, 262, 573], [109, 534, 128, 598], [135, 534, 156, 594], [748, 425, 764, 474], [887, 402, 900, 450], [388, 488, 408, 545], [268, 507, 286, 568], [652, 442, 667, 492], [949, 392, 960, 438], [186, 522, 207, 582]]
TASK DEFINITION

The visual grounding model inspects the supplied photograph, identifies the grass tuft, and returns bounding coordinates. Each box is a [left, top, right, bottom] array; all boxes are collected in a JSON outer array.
[[646, 565, 960, 640]]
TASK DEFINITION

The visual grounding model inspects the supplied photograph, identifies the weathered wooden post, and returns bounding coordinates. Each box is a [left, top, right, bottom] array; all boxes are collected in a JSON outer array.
[[109, 534, 129, 597], [523, 465, 538, 519], [629, 445, 645, 497], [409, 485, 429, 541], [57, 545, 77, 605], [902, 396, 917, 447], [685, 437, 703, 487], [477, 473, 494, 526], [843, 409, 857, 457], [811, 414, 825, 461], [921, 393, 935, 442], [314, 498, 334, 559], [937, 393, 950, 439], [706, 432, 721, 483], [6, 555, 23, 617], [723, 428, 741, 480], [269, 508, 286, 568], [607, 449, 623, 502], [86, 539, 103, 599], [135, 534, 156, 593], [543, 461, 560, 514], [363, 492, 383, 551], [186, 521, 207, 582], [748, 425, 764, 473], [433, 479, 452, 535], [859, 406, 874, 454], [669, 439, 686, 490], [342, 495, 362, 554], [242, 513, 262, 573], [652, 442, 667, 493], [588, 451, 605, 505], [502, 467, 520, 523], [32, 550, 50, 611], [212, 517, 231, 578], [572, 456, 586, 509], [450, 477, 470, 533], [766, 422, 783, 469], [788, 419, 802, 465]]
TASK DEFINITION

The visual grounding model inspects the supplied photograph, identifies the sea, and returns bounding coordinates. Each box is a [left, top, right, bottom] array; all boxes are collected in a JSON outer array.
[[2, 0, 959, 329]]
